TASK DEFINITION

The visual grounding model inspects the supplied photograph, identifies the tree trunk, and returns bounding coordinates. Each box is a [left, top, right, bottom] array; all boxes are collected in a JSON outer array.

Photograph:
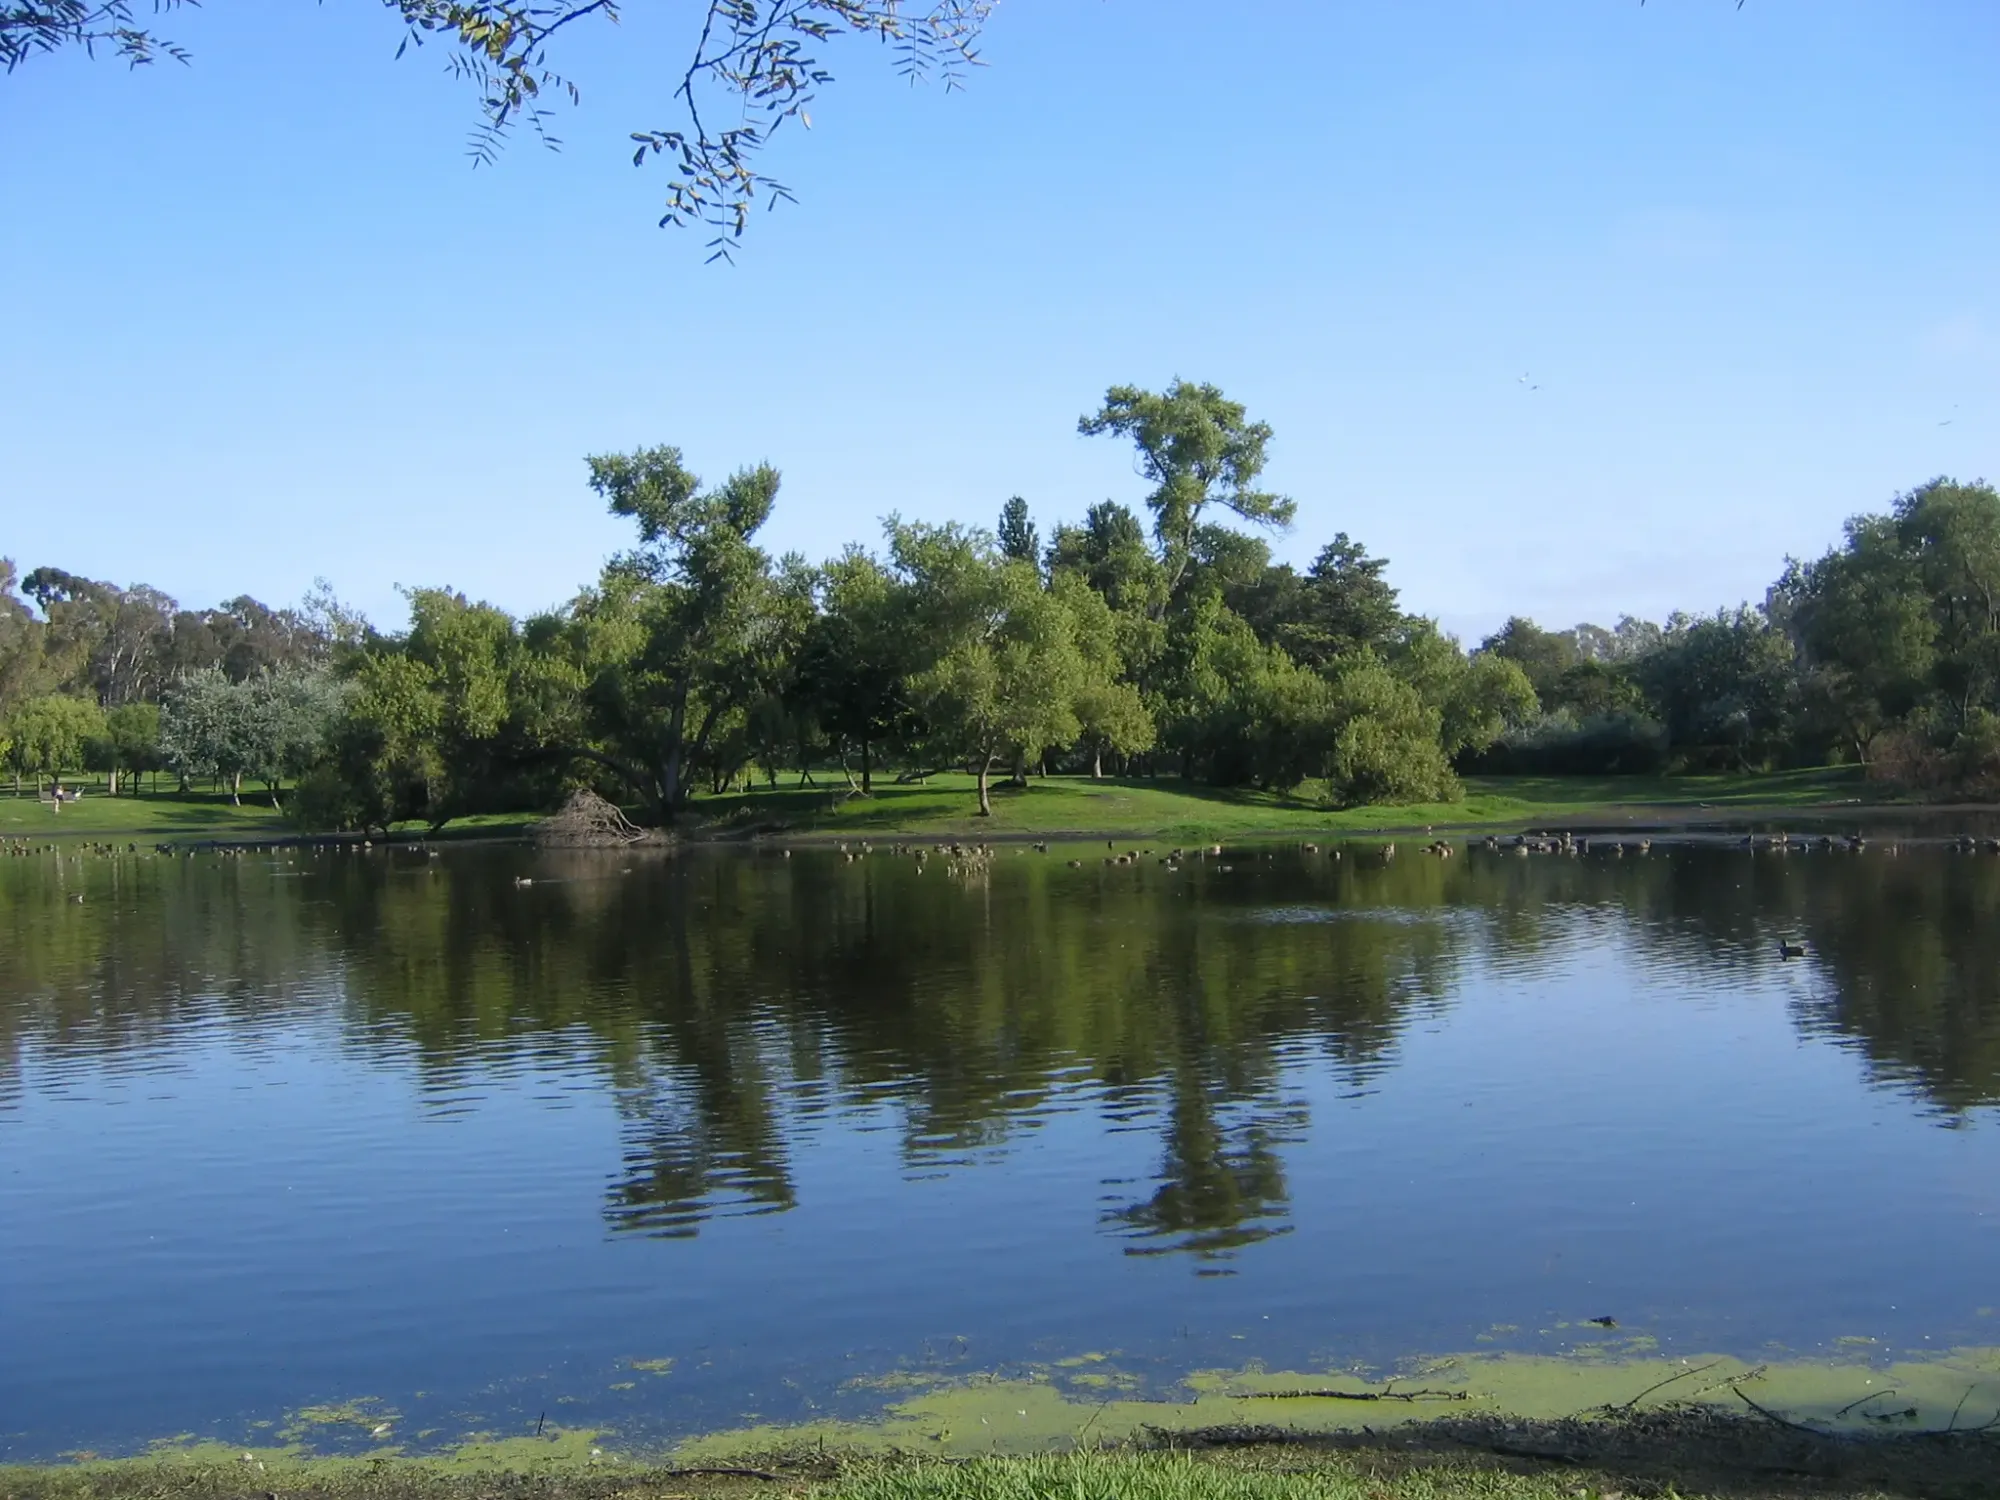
[[229, 770, 242, 806], [108, 766, 119, 797], [1011, 750, 1027, 788], [661, 702, 689, 816], [860, 738, 873, 795], [977, 755, 993, 817], [1092, 745, 1103, 780]]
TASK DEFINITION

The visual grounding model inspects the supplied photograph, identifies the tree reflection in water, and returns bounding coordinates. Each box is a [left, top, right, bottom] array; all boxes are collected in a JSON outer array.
[[4, 839, 1999, 1256]]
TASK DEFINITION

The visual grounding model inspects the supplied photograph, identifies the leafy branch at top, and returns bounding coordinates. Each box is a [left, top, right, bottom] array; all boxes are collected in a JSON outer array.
[[3, 1, 996, 260], [0, 1, 196, 72]]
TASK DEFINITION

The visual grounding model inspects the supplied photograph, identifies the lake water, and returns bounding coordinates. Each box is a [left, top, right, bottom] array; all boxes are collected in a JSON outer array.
[[4, 836, 2000, 1460]]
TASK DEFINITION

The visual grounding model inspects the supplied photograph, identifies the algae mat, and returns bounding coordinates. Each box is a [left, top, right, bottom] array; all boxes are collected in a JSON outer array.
[[671, 1349, 2000, 1460]]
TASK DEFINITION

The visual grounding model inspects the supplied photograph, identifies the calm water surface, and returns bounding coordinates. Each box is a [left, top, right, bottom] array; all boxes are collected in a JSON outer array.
[[4, 839, 1999, 1457]]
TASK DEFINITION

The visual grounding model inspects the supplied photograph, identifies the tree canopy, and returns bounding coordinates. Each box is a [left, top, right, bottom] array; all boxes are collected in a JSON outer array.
[[11, 392, 2000, 829]]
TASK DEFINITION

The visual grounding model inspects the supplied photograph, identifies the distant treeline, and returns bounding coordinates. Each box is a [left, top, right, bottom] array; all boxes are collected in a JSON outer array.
[[3, 381, 1998, 828]]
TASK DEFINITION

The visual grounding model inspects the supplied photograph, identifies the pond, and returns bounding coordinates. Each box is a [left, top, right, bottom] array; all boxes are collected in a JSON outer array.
[[3, 835, 2000, 1460]]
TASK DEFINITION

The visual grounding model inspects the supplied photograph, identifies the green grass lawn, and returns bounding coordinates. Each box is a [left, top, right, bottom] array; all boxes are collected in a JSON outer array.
[[684, 765, 1875, 842], [0, 768, 1878, 844], [0, 783, 291, 839]]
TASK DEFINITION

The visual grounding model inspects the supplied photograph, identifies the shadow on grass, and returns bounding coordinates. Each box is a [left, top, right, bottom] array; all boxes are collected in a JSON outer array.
[[691, 776, 1332, 836], [1173, 1404, 2000, 1500], [1465, 766, 1870, 812]]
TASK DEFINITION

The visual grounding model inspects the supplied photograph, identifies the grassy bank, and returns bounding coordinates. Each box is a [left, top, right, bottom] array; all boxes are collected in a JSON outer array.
[[683, 765, 1875, 841], [0, 785, 291, 839], [10, 1348, 1995, 1498], [1, 1432, 1977, 1500], [0, 768, 1878, 844]]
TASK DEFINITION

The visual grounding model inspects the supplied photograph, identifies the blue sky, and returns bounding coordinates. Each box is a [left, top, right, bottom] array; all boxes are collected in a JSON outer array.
[[3, 1, 1996, 643]]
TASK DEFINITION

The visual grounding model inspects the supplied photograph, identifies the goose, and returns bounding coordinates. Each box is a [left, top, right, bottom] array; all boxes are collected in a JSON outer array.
[[513, 876, 534, 888], [1777, 938, 1807, 960]]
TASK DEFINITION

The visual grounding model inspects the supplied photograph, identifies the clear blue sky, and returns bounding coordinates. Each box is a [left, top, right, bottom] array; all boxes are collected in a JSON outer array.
[[3, 1, 1996, 643]]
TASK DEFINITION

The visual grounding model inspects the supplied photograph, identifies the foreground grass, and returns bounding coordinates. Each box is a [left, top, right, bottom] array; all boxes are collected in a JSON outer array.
[[0, 1445, 1918, 1500], [839, 1454, 1575, 1500]]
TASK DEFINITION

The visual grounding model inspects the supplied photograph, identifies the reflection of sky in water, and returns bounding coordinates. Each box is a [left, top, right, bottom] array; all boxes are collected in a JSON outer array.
[[1, 846, 1998, 1457]]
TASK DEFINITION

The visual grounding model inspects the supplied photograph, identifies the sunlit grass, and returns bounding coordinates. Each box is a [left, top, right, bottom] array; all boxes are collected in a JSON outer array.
[[0, 784, 290, 838], [691, 766, 1873, 840], [0, 766, 1875, 843]]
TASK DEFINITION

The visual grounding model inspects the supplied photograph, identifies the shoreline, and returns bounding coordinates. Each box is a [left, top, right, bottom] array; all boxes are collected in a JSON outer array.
[[7, 799, 1998, 851], [9, 1346, 2000, 1499]]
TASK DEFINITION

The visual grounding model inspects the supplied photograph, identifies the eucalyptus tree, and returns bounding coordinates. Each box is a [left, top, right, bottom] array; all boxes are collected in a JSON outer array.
[[0, 560, 48, 725], [5, 2, 996, 257], [1078, 381, 1295, 607], [19, 568, 176, 706]]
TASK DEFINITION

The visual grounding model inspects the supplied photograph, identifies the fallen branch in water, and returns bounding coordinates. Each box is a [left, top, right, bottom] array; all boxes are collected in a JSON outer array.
[[1834, 1387, 1904, 1419], [1735, 1386, 1838, 1439], [1243, 1387, 1467, 1403], [1606, 1359, 1724, 1414]]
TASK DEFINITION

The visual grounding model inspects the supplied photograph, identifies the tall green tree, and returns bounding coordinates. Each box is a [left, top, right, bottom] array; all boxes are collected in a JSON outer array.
[[1056, 571, 1154, 778], [892, 522, 1083, 817], [997, 496, 1040, 566], [101, 700, 162, 795], [1775, 513, 1934, 763], [1078, 381, 1295, 606], [1894, 479, 2000, 729], [568, 446, 786, 819], [1638, 608, 1797, 769], [798, 547, 910, 792], [0, 561, 49, 728]]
